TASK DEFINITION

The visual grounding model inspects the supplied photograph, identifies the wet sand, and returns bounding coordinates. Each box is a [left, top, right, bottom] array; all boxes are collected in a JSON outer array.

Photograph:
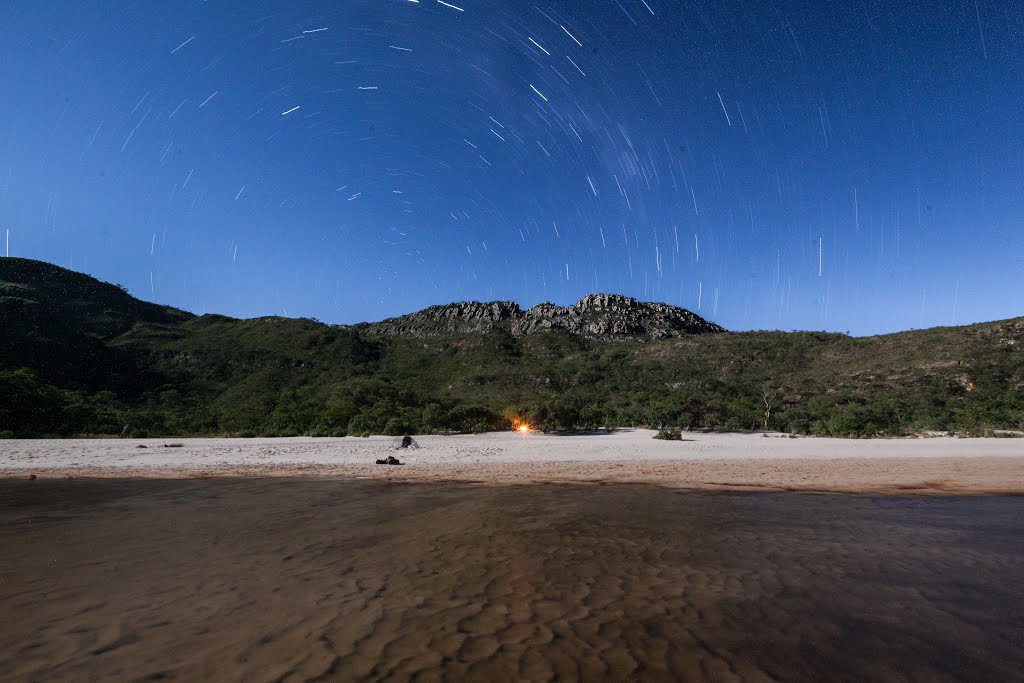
[[1, 478, 1021, 681], [2, 430, 1023, 494]]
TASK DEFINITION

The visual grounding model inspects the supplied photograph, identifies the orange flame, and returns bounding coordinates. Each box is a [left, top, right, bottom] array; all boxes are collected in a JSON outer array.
[[513, 420, 532, 433]]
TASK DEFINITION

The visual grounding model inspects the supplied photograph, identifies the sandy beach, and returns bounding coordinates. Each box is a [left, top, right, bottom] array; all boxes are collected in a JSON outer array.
[[2, 429, 1022, 494]]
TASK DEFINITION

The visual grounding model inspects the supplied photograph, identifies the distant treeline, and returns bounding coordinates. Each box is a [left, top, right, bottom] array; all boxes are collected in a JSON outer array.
[[3, 360, 1019, 439]]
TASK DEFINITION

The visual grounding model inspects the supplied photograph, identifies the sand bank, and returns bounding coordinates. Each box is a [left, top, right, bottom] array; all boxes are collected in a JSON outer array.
[[2, 430, 1022, 494]]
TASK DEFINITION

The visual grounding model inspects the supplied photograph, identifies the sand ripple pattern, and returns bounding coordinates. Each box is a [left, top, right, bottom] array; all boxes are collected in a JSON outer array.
[[1, 480, 1022, 681]]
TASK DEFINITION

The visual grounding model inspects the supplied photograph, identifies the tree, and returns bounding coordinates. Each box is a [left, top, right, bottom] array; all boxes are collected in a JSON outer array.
[[761, 389, 777, 432]]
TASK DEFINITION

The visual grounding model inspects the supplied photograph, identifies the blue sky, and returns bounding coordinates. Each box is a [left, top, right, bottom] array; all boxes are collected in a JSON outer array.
[[1, 0, 1021, 334]]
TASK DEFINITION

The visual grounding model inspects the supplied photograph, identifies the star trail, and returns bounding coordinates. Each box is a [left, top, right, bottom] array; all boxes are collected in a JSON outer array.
[[0, 0, 1021, 333]]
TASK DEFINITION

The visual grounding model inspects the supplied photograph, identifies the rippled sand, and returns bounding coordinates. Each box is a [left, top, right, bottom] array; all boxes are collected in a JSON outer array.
[[2, 478, 1022, 681]]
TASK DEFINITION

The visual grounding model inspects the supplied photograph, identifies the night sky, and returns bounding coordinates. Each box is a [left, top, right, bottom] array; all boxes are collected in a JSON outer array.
[[1, 1, 1021, 334]]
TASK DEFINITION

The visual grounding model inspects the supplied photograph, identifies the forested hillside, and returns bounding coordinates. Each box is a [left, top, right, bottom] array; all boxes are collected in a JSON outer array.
[[2, 258, 1022, 438]]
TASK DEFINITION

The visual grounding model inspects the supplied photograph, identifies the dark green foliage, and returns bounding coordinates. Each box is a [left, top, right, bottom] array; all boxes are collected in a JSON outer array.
[[0, 368, 129, 437], [2, 258, 1023, 438], [655, 428, 683, 441]]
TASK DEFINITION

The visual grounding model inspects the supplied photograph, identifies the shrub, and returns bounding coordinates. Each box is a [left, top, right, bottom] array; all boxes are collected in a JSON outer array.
[[654, 427, 682, 441], [421, 403, 449, 432], [347, 413, 375, 437], [383, 417, 414, 436]]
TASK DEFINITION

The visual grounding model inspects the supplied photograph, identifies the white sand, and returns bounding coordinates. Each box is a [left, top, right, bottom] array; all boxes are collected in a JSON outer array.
[[3, 430, 1023, 494]]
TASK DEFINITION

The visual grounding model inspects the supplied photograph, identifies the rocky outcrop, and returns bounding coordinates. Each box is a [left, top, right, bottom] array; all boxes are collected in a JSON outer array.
[[359, 293, 725, 339], [525, 302, 568, 318], [360, 301, 523, 335]]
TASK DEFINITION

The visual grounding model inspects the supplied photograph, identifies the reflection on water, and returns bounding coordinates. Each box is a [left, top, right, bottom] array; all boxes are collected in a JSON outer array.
[[1, 479, 1022, 681]]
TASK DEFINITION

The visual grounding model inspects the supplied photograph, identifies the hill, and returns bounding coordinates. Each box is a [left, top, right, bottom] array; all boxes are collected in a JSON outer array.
[[0, 258, 192, 397], [1, 257, 1022, 438]]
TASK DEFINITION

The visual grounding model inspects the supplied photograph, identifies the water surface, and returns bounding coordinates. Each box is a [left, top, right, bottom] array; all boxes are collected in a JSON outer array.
[[1, 479, 1021, 681]]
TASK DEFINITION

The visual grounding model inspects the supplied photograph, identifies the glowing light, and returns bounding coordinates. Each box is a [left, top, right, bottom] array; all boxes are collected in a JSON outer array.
[[513, 420, 532, 433]]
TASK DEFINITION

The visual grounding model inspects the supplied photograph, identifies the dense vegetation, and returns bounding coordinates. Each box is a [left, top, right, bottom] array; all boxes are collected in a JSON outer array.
[[2, 258, 1022, 438]]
